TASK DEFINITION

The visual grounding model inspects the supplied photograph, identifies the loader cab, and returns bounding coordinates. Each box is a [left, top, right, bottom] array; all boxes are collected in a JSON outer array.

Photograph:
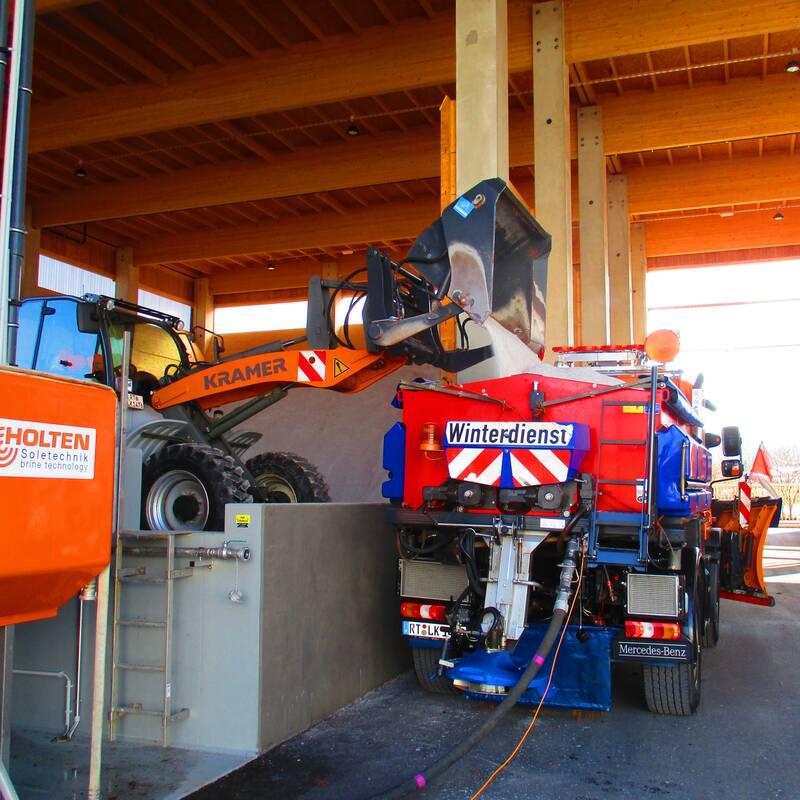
[[16, 295, 196, 401]]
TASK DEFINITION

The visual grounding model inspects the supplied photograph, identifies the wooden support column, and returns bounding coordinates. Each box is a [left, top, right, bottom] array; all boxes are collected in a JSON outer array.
[[455, 1, 508, 381], [607, 174, 632, 344], [630, 222, 647, 342], [193, 277, 214, 357], [114, 246, 138, 303], [455, 0, 509, 192], [533, 0, 573, 356], [21, 208, 40, 298], [577, 107, 609, 345]]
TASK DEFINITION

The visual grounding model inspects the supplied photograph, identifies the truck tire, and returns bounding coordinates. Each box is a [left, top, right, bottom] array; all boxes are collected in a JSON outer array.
[[412, 647, 458, 695], [643, 572, 703, 715], [246, 451, 330, 503], [142, 443, 251, 531]]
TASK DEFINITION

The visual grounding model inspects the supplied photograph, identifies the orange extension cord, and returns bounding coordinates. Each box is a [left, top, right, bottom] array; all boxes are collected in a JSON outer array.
[[468, 551, 586, 800]]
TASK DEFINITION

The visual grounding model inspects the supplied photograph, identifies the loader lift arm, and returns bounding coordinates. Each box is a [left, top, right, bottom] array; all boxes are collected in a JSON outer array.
[[152, 178, 550, 416]]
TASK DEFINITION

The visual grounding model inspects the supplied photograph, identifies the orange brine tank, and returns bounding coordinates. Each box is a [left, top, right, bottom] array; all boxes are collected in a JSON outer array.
[[0, 366, 116, 625]]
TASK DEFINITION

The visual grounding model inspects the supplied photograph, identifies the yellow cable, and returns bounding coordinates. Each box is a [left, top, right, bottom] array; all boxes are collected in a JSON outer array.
[[468, 551, 586, 800]]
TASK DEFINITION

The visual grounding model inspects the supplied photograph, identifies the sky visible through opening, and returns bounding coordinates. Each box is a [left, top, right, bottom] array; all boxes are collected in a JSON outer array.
[[647, 259, 800, 460]]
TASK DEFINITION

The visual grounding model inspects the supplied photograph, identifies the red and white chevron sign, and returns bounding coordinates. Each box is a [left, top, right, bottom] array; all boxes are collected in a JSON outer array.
[[296, 350, 327, 382], [508, 448, 570, 487], [738, 480, 751, 529], [446, 447, 504, 486], [445, 446, 571, 487]]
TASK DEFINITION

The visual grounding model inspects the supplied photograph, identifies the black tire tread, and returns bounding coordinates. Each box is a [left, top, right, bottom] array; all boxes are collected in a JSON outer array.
[[642, 663, 698, 716], [246, 451, 330, 503], [142, 443, 251, 531], [412, 647, 457, 695]]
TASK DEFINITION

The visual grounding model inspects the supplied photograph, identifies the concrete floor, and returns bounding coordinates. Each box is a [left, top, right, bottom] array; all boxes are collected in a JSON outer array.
[[186, 529, 800, 800], [10, 732, 249, 800]]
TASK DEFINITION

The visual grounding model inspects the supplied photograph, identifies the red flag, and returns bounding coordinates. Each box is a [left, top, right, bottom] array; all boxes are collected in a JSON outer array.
[[750, 442, 773, 481]]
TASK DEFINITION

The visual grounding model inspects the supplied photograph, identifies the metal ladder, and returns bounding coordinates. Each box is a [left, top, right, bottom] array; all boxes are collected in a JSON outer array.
[[590, 398, 651, 564], [109, 530, 192, 746]]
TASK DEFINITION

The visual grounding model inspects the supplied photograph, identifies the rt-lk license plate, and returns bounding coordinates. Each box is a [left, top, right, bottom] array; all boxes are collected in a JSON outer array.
[[403, 620, 449, 639]]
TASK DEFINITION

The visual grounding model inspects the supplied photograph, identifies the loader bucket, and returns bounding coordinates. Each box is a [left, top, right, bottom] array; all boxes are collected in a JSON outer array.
[[405, 178, 551, 351]]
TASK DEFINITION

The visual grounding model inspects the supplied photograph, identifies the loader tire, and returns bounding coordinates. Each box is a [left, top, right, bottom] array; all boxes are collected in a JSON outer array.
[[142, 443, 250, 532], [246, 451, 330, 503], [412, 647, 458, 695]]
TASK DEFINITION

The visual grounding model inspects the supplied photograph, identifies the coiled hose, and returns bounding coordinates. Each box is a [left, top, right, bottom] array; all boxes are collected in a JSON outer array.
[[369, 536, 582, 800]]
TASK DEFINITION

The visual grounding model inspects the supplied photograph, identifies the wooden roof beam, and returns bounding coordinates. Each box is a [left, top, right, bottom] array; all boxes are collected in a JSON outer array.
[[131, 154, 800, 268], [33, 71, 800, 227], [29, 1, 800, 153], [645, 209, 800, 257]]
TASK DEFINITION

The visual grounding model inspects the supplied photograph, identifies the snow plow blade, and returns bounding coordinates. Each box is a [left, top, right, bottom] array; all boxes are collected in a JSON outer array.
[[715, 496, 782, 605]]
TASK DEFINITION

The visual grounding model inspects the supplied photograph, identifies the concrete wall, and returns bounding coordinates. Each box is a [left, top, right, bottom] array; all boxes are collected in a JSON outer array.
[[255, 503, 407, 750], [13, 504, 408, 755], [234, 365, 437, 502]]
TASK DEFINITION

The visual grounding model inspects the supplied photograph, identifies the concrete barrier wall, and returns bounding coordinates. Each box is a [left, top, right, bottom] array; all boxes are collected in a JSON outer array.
[[253, 503, 408, 750]]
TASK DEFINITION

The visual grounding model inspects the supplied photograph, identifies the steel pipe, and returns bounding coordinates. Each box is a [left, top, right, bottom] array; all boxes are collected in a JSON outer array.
[[12, 670, 72, 737], [122, 542, 251, 561]]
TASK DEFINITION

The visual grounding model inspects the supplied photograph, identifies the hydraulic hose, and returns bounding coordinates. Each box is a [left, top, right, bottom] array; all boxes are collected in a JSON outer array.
[[370, 536, 583, 800]]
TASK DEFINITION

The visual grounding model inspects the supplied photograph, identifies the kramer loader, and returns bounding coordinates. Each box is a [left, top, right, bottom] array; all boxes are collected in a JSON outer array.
[[15, 179, 530, 531]]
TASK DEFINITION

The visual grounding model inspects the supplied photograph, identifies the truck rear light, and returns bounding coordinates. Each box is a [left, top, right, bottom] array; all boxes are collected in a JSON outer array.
[[419, 422, 443, 454], [400, 602, 446, 621], [625, 620, 681, 640]]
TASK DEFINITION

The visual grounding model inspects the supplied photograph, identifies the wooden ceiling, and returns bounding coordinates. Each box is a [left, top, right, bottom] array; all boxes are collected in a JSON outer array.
[[24, 0, 800, 297]]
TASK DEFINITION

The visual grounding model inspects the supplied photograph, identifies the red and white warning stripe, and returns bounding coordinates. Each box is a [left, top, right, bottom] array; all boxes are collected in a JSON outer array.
[[296, 350, 327, 382], [509, 449, 570, 487], [738, 480, 751, 529], [446, 447, 504, 486]]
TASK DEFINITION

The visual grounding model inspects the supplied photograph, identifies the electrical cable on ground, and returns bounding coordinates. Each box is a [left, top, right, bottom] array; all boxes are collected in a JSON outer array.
[[468, 549, 586, 800], [368, 537, 584, 800]]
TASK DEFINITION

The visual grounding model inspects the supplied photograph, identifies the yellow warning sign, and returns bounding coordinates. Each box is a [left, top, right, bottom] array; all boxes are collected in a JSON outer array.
[[622, 404, 646, 414], [235, 514, 251, 528], [333, 358, 350, 378]]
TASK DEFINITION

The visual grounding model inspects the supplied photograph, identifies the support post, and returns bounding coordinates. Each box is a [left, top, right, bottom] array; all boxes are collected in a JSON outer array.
[[630, 222, 648, 342], [533, 0, 573, 357], [455, 0, 509, 193], [193, 277, 214, 357], [439, 97, 457, 358], [577, 106, 609, 345], [607, 174, 632, 344], [114, 246, 138, 303]]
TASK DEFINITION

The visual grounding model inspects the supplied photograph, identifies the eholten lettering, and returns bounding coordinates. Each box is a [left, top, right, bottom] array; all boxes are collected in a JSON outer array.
[[0, 418, 97, 480]]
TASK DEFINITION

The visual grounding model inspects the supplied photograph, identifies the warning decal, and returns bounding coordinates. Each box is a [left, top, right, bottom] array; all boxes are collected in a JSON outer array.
[[333, 358, 350, 378], [297, 351, 327, 382]]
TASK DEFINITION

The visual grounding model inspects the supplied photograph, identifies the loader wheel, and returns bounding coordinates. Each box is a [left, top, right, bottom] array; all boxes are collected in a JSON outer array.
[[142, 443, 251, 531], [245, 452, 330, 503], [643, 573, 703, 715], [412, 647, 458, 695]]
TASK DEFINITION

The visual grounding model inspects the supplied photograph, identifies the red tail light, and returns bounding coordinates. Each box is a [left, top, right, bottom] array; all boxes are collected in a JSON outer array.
[[625, 620, 681, 640], [400, 602, 446, 621]]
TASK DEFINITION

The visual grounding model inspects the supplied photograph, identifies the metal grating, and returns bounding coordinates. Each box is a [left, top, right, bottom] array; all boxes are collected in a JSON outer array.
[[399, 559, 468, 602], [626, 573, 680, 618]]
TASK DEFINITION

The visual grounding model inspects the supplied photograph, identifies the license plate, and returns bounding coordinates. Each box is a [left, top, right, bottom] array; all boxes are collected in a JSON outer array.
[[403, 620, 449, 639]]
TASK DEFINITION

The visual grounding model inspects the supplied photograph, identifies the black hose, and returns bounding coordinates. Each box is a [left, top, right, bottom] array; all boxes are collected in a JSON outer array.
[[370, 537, 581, 800]]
